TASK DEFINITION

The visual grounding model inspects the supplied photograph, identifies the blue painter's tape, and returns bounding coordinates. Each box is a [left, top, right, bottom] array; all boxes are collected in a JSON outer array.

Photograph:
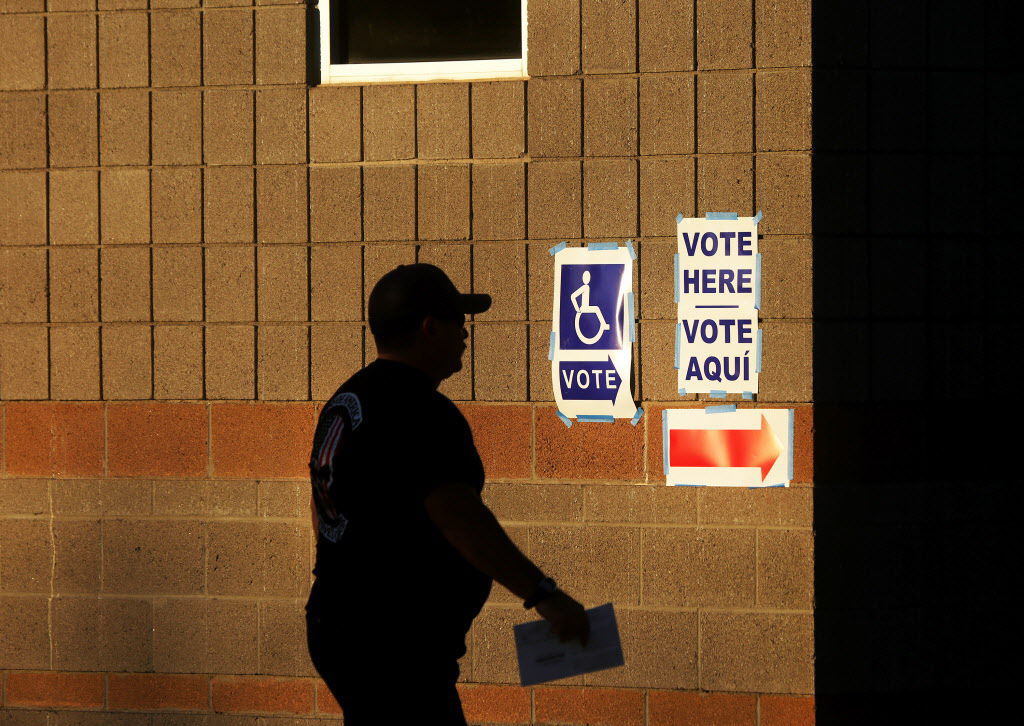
[[630, 407, 644, 426], [705, 404, 736, 414], [626, 292, 636, 343], [766, 483, 786, 488], [756, 329, 763, 373], [753, 210, 763, 225], [548, 331, 556, 361], [678, 387, 687, 396], [709, 390, 727, 398], [674, 323, 681, 369], [662, 412, 670, 475], [673, 254, 680, 303], [671, 482, 707, 487], [548, 241, 567, 256], [755, 253, 762, 310], [556, 411, 573, 428], [578, 414, 615, 423], [706, 212, 738, 221], [675, 212, 684, 224], [742, 391, 754, 400], [588, 242, 619, 251], [787, 408, 795, 482], [625, 239, 637, 260]]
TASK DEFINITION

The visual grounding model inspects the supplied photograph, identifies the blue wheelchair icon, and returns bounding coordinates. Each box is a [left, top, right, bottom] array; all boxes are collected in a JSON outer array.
[[559, 264, 625, 350]]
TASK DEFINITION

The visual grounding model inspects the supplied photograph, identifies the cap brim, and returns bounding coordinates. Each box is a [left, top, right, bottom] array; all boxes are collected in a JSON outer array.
[[459, 293, 492, 315]]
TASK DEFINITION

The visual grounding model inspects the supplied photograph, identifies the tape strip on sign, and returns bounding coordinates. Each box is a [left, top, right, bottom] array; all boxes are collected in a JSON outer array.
[[673, 254, 680, 303], [742, 391, 754, 400], [705, 404, 737, 414], [709, 390, 728, 398], [556, 411, 573, 428], [625, 239, 637, 260], [626, 292, 636, 343], [706, 212, 738, 220], [674, 323, 681, 369], [678, 387, 688, 395], [548, 331, 556, 361], [630, 407, 644, 426], [549, 241, 567, 256], [587, 242, 619, 251], [676, 212, 684, 224], [755, 253, 762, 310], [756, 329, 763, 373], [662, 412, 670, 475], [787, 408, 795, 482], [753, 210, 763, 224], [578, 414, 615, 423]]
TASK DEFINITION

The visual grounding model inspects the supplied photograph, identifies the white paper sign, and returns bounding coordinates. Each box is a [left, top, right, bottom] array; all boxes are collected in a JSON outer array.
[[676, 214, 762, 395], [514, 603, 625, 686], [550, 244, 636, 421]]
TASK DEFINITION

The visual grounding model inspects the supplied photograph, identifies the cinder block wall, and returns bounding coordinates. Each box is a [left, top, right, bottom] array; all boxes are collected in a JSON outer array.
[[0, 1, 814, 724]]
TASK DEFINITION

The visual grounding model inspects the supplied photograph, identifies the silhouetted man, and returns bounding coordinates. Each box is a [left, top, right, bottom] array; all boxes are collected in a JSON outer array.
[[305, 264, 589, 725]]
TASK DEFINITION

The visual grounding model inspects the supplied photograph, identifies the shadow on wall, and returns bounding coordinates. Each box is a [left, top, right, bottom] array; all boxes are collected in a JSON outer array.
[[812, 1, 1018, 722]]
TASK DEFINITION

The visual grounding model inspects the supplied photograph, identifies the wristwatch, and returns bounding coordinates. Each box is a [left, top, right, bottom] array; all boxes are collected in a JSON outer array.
[[523, 576, 558, 609]]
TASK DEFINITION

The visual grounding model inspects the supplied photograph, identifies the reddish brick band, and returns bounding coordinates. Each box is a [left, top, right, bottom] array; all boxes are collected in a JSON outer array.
[[4, 671, 105, 710]]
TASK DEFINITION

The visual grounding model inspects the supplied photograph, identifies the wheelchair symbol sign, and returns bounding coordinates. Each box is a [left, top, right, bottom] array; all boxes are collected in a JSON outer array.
[[559, 264, 625, 350]]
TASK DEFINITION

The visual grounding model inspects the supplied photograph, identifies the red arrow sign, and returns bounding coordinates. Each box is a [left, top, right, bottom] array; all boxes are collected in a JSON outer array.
[[668, 415, 781, 481]]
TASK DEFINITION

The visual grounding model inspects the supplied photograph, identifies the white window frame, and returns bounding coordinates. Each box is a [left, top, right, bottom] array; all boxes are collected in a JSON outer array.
[[318, 0, 528, 84]]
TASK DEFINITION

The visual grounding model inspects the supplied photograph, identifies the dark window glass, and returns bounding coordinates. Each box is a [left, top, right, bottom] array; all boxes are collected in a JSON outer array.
[[330, 0, 521, 65]]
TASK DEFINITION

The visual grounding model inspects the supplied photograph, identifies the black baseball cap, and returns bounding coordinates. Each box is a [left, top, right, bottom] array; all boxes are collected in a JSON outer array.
[[368, 263, 491, 336]]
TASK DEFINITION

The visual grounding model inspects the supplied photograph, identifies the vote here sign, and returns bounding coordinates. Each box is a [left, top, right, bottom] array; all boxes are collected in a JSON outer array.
[[551, 243, 636, 421], [676, 213, 762, 396]]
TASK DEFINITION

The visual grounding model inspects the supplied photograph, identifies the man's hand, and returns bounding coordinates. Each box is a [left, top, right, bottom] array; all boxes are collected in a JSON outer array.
[[535, 591, 590, 647]]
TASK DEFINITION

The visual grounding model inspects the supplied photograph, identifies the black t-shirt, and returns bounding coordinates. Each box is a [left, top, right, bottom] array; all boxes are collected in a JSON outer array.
[[306, 359, 492, 660]]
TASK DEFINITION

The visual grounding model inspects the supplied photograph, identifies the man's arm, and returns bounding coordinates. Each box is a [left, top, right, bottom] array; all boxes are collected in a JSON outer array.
[[425, 481, 589, 645]]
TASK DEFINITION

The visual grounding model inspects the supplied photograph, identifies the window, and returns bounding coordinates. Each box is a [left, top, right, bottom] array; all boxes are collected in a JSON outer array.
[[318, 0, 527, 84]]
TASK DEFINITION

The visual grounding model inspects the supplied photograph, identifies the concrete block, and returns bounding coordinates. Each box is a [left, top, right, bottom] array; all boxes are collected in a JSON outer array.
[[527, 160, 581, 241], [363, 243, 415, 318], [50, 325, 101, 399], [0, 170, 46, 245], [256, 165, 308, 243], [257, 324, 309, 400], [152, 245, 203, 321], [50, 596, 151, 671], [0, 519, 50, 592], [473, 243, 526, 321], [0, 14, 44, 90], [639, 74, 695, 155], [639, 0, 695, 71], [582, 0, 636, 73], [471, 81, 524, 159], [107, 404, 206, 477], [642, 527, 755, 607], [755, 69, 812, 151], [459, 405, 532, 480], [696, 154, 752, 216], [152, 479, 255, 518], [640, 157, 695, 236], [153, 597, 259, 674], [100, 89, 150, 166], [47, 13, 97, 89], [759, 237, 812, 318], [204, 166, 254, 244], [755, 0, 810, 68], [50, 246, 99, 322], [755, 153, 811, 235], [531, 524, 641, 606], [100, 324, 152, 399], [758, 319, 812, 402], [471, 605, 535, 684], [0, 325, 49, 399], [4, 401, 105, 476], [102, 519, 204, 594], [527, 0, 580, 75], [256, 87, 306, 164], [205, 325, 255, 399], [100, 247, 150, 322], [483, 481, 581, 520], [49, 169, 99, 245], [527, 78, 581, 157], [757, 528, 813, 609], [0, 480, 51, 517], [48, 91, 98, 167], [586, 609, 698, 689], [98, 11, 149, 88], [362, 165, 415, 242], [311, 323, 362, 400], [418, 243, 471, 299], [151, 10, 201, 87], [583, 76, 638, 156], [152, 89, 202, 165], [583, 158, 638, 238], [207, 521, 309, 596], [204, 89, 254, 165], [0, 595, 49, 668], [699, 611, 813, 692], [418, 164, 471, 240], [255, 6, 306, 84], [534, 407, 645, 480], [210, 401, 316, 478], [203, 8, 254, 85], [583, 482, 697, 523], [257, 245, 308, 322], [639, 320, 678, 401], [474, 323, 527, 401], [52, 479, 152, 518], [52, 520, 101, 593], [526, 246, 553, 320], [696, 0, 752, 69], [0, 247, 47, 322], [697, 72, 753, 153], [309, 85, 361, 163], [310, 166, 361, 242], [258, 480, 307, 519], [363, 84, 415, 161], [154, 325, 203, 399], [472, 162, 525, 240], [100, 169, 150, 243], [0, 94, 46, 169], [152, 167, 202, 244], [205, 245, 255, 322], [259, 600, 316, 676], [311, 244, 362, 322], [637, 241, 675, 320], [417, 83, 469, 159]]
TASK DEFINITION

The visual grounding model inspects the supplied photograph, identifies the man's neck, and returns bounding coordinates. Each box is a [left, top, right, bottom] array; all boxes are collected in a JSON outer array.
[[376, 352, 442, 388]]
